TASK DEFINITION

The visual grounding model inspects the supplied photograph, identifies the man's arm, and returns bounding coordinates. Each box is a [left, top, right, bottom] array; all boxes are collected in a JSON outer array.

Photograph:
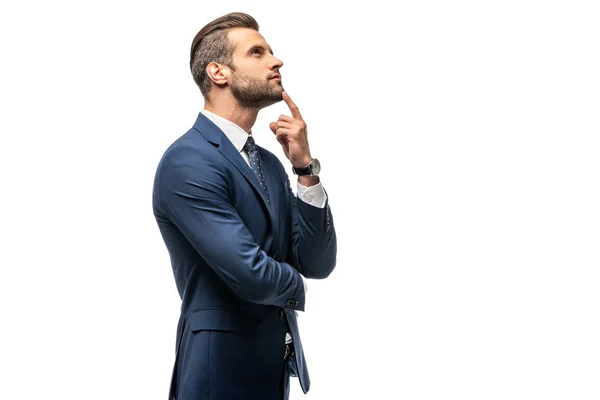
[[158, 160, 305, 311], [269, 91, 337, 280], [288, 177, 337, 279]]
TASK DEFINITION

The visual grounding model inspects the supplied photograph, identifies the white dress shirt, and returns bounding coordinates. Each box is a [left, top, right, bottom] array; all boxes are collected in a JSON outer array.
[[201, 110, 326, 345]]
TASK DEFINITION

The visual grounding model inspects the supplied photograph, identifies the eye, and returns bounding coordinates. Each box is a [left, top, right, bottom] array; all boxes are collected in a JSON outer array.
[[252, 48, 262, 56]]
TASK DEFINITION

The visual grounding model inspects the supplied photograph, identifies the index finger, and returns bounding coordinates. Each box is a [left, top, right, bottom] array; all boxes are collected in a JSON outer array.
[[282, 91, 302, 119]]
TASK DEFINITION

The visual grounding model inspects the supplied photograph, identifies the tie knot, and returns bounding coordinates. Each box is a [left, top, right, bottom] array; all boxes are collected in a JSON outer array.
[[244, 136, 257, 152]]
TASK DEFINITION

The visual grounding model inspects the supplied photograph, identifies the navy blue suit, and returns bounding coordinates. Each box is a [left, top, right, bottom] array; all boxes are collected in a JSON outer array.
[[152, 113, 337, 399]]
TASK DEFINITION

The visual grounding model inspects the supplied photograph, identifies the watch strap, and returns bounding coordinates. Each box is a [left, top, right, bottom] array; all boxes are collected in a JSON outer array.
[[293, 164, 312, 175]]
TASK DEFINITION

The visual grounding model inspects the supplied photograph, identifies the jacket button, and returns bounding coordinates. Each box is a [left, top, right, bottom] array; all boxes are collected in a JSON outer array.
[[286, 299, 297, 308], [279, 310, 285, 321]]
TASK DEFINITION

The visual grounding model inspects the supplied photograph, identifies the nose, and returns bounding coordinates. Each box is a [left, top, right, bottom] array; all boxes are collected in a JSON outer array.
[[270, 55, 283, 70]]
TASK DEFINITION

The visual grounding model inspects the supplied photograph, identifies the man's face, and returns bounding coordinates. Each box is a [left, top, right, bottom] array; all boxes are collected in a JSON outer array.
[[226, 28, 284, 109]]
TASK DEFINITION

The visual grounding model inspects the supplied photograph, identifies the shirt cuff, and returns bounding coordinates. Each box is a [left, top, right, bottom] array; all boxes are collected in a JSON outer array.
[[297, 181, 327, 209]]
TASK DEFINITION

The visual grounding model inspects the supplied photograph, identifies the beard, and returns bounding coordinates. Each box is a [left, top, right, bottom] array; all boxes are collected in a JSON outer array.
[[230, 70, 283, 109]]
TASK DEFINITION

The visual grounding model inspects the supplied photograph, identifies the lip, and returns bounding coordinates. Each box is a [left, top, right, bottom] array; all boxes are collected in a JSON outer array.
[[270, 75, 281, 81]]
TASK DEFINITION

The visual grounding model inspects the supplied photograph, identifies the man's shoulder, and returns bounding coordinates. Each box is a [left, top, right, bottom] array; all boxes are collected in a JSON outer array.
[[159, 128, 213, 162], [154, 129, 226, 187]]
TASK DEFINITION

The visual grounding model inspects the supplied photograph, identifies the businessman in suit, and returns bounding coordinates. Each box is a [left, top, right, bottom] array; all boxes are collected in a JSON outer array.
[[152, 12, 337, 400]]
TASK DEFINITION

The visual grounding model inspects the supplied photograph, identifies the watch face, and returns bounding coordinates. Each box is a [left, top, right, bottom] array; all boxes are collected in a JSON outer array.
[[311, 158, 321, 174]]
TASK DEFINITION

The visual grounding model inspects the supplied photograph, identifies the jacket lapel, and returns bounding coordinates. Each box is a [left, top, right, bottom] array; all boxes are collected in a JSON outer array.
[[192, 113, 273, 217]]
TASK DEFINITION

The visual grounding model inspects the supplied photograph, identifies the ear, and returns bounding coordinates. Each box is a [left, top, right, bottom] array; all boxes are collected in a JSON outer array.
[[206, 62, 230, 86]]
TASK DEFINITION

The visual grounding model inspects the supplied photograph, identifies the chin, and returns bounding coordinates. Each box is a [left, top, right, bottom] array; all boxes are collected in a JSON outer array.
[[267, 86, 283, 100]]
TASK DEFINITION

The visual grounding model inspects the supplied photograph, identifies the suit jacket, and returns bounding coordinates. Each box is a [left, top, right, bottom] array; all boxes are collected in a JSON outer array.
[[152, 112, 337, 399]]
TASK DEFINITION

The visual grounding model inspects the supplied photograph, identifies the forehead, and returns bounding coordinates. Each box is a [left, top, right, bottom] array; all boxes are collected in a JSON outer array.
[[227, 27, 271, 54]]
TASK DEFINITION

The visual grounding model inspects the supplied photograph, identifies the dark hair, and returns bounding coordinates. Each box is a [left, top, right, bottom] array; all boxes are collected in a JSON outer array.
[[189, 12, 259, 99]]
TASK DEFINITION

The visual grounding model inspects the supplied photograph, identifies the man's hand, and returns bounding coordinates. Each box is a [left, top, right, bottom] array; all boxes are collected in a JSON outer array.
[[269, 91, 312, 168]]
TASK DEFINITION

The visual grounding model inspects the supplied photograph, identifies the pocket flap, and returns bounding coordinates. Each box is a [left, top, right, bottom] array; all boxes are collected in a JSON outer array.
[[190, 308, 245, 332]]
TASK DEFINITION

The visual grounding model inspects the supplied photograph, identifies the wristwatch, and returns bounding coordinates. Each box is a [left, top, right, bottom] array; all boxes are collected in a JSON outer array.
[[292, 158, 321, 176]]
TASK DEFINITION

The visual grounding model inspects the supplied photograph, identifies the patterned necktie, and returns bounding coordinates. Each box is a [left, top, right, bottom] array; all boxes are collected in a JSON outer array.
[[243, 136, 270, 203]]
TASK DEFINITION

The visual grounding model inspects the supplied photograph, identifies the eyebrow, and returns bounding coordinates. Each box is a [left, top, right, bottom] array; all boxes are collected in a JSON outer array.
[[248, 44, 274, 55]]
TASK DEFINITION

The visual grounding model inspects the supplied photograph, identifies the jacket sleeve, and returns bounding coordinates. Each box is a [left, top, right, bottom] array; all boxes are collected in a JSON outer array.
[[286, 174, 338, 279], [158, 161, 306, 311]]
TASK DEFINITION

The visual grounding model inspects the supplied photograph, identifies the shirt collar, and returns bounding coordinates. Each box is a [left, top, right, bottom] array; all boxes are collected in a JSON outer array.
[[201, 109, 251, 152]]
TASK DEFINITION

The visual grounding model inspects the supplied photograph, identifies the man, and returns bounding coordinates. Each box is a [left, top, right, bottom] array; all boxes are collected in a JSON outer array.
[[152, 12, 337, 400]]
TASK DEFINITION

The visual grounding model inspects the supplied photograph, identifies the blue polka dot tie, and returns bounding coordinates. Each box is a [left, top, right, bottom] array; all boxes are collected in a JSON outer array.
[[243, 136, 270, 203]]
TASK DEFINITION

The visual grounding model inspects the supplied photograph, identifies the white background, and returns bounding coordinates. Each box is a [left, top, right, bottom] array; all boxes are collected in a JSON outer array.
[[1, 1, 599, 399]]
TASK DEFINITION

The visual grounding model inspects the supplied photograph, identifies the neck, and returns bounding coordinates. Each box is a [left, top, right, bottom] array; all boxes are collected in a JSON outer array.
[[204, 95, 259, 133]]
